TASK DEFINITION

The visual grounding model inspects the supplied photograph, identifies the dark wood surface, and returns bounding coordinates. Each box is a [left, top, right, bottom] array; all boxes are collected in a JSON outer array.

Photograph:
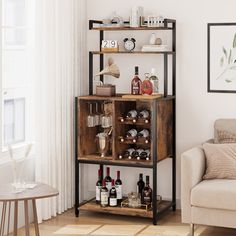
[[80, 199, 172, 218]]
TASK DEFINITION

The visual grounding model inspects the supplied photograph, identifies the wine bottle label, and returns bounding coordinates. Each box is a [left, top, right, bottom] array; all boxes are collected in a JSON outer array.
[[106, 182, 112, 191], [96, 186, 101, 201], [101, 192, 108, 205], [127, 129, 138, 137], [115, 185, 122, 199], [143, 196, 151, 204], [109, 198, 117, 206], [127, 110, 138, 118]]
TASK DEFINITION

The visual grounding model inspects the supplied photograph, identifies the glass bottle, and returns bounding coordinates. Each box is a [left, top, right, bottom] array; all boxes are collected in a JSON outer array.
[[96, 169, 102, 204], [137, 173, 145, 196], [149, 68, 159, 94], [131, 66, 142, 95], [115, 171, 122, 202], [101, 179, 109, 207], [109, 179, 117, 207], [142, 175, 152, 204]]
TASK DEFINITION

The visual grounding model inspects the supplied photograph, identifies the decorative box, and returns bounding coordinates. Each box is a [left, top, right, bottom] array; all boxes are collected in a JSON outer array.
[[96, 84, 116, 97]]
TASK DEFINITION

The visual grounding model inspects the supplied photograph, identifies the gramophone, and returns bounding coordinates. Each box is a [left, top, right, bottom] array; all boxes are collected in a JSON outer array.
[[94, 58, 120, 96]]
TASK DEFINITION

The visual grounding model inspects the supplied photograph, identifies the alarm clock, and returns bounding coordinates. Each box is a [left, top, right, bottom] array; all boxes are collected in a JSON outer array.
[[123, 38, 136, 51]]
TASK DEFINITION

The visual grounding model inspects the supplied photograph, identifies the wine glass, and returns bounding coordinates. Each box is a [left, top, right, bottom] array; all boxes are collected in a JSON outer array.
[[94, 102, 100, 126], [87, 103, 95, 127]]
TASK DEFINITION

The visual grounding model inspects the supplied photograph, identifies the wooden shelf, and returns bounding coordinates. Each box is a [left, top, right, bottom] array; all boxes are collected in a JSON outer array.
[[79, 199, 172, 218], [78, 155, 153, 168], [118, 120, 150, 125], [91, 26, 173, 31], [91, 51, 175, 55]]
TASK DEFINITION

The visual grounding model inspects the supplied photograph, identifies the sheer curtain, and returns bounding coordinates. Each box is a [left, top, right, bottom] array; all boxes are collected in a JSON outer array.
[[34, 0, 87, 222]]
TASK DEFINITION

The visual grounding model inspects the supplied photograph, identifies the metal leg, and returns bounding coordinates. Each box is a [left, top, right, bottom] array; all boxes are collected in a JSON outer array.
[[0, 202, 7, 236], [13, 201, 18, 236], [190, 223, 194, 236], [7, 201, 11, 236], [32, 199, 40, 236], [24, 200, 30, 236], [75, 97, 79, 217]]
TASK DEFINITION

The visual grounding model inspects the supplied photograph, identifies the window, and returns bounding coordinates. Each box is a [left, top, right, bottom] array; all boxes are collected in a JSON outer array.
[[1, 0, 35, 153]]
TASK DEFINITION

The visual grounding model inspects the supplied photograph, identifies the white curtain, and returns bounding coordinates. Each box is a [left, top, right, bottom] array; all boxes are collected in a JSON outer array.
[[34, 0, 87, 222]]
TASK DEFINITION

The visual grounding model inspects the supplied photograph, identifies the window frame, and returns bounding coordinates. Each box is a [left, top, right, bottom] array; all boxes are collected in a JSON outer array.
[[0, 0, 35, 161]]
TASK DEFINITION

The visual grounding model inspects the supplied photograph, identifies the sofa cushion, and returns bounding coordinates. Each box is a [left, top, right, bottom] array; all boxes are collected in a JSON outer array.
[[203, 143, 236, 179], [191, 179, 236, 211], [214, 119, 236, 143]]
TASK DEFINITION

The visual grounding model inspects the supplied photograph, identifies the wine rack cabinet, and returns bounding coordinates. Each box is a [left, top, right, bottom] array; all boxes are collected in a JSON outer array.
[[75, 18, 176, 225]]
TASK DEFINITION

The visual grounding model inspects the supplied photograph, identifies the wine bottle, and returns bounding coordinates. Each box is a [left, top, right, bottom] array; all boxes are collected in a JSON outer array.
[[115, 171, 122, 202], [105, 167, 112, 191], [132, 148, 144, 160], [124, 148, 135, 159], [142, 175, 152, 204], [138, 110, 150, 123], [101, 179, 109, 207], [137, 129, 150, 138], [126, 129, 138, 139], [140, 149, 151, 161], [109, 179, 117, 207], [126, 110, 138, 123], [96, 169, 102, 204], [137, 173, 145, 196], [149, 68, 159, 94], [131, 66, 142, 95]]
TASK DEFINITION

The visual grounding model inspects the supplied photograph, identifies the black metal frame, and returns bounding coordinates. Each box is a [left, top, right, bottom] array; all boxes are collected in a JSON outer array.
[[75, 19, 176, 225], [207, 22, 236, 93]]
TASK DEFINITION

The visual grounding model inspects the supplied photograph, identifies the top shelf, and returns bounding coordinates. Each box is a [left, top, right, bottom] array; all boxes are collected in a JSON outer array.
[[89, 19, 176, 31]]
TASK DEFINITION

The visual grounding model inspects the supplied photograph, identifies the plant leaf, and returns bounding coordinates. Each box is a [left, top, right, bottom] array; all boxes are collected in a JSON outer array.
[[233, 33, 236, 48], [220, 57, 224, 67], [228, 49, 232, 64], [223, 46, 227, 58], [225, 79, 232, 83]]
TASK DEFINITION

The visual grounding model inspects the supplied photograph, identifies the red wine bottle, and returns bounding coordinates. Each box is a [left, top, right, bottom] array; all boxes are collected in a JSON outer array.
[[142, 175, 152, 204], [101, 179, 109, 207], [124, 148, 135, 159], [105, 167, 112, 191], [140, 149, 151, 161], [96, 169, 102, 204], [109, 179, 117, 207], [132, 148, 144, 160], [137, 173, 145, 196], [131, 66, 142, 95], [115, 171, 122, 202], [126, 110, 138, 123], [126, 129, 138, 138]]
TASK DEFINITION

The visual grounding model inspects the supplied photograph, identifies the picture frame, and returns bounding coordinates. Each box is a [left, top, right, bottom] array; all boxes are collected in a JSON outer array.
[[208, 23, 236, 93]]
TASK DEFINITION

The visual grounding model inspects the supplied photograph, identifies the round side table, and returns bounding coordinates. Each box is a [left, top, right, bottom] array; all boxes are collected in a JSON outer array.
[[0, 182, 58, 236]]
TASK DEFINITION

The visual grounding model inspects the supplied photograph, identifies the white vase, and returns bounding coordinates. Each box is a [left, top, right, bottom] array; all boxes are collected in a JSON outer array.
[[149, 33, 156, 45]]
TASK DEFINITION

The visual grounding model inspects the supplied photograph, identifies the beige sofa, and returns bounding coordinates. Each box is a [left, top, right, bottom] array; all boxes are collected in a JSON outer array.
[[181, 119, 236, 236]]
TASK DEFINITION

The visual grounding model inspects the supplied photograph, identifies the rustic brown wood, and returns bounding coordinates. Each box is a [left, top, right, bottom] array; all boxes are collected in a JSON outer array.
[[13, 201, 18, 236], [78, 156, 152, 167], [77, 96, 174, 164], [80, 199, 172, 218], [0, 201, 6, 236], [156, 99, 173, 161]]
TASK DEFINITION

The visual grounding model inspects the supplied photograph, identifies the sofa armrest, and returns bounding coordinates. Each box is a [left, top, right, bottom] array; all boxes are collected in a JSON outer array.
[[181, 146, 206, 223]]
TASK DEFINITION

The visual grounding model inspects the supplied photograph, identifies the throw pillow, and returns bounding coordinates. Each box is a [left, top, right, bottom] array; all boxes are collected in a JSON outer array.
[[216, 129, 236, 143], [203, 143, 236, 180]]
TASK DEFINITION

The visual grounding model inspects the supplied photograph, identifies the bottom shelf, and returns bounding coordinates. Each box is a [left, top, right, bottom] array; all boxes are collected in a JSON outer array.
[[79, 199, 172, 219]]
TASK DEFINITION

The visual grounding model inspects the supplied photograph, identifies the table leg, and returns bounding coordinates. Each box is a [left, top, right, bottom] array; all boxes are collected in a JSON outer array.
[[32, 199, 39, 236], [24, 200, 30, 236], [7, 201, 11, 236], [0, 201, 7, 236], [13, 201, 18, 236]]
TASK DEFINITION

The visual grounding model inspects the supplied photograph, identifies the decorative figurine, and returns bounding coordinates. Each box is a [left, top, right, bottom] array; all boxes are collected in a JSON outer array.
[[149, 33, 156, 45], [95, 58, 120, 78]]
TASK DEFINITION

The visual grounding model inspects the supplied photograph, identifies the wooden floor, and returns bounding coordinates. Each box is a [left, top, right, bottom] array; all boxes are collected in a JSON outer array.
[[12, 208, 236, 236]]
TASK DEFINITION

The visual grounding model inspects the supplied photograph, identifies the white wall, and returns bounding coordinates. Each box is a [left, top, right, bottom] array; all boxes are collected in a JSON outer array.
[[85, 0, 236, 207]]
